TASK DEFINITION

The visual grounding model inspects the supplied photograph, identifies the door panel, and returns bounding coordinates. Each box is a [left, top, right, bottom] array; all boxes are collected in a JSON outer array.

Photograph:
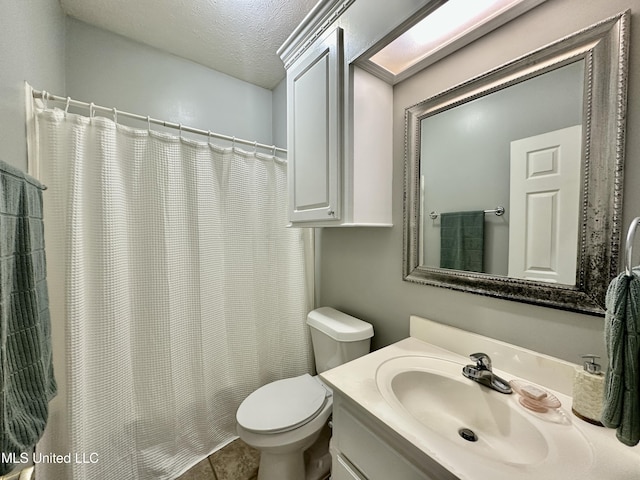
[[509, 125, 582, 284], [287, 28, 342, 223]]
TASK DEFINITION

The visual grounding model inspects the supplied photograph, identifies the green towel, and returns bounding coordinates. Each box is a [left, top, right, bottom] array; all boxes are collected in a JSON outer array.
[[0, 159, 56, 475], [440, 211, 484, 273], [601, 268, 640, 446]]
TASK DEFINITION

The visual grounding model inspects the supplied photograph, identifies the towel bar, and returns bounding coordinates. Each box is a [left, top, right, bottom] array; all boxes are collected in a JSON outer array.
[[624, 217, 640, 277], [429, 206, 505, 220]]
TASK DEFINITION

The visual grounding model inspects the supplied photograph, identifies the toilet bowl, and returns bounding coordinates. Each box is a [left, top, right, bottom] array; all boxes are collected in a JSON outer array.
[[236, 307, 373, 480], [237, 374, 333, 480]]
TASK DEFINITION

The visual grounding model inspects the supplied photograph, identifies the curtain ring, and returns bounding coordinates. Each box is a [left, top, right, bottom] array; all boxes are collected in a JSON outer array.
[[232, 136, 236, 150], [207, 130, 213, 147], [89, 102, 95, 119], [146, 115, 151, 132], [64, 97, 71, 113], [112, 107, 118, 124], [253, 141, 258, 154], [41, 90, 48, 109], [272, 145, 276, 156]]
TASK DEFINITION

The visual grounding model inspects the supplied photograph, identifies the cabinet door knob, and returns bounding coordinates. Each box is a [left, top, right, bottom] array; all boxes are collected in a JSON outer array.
[[328, 210, 335, 217]]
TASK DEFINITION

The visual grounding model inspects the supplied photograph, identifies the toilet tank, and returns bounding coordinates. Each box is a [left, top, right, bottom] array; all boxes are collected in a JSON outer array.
[[306, 307, 374, 374]]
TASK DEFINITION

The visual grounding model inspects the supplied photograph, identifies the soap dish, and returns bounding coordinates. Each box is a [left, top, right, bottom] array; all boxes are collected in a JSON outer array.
[[509, 380, 561, 413]]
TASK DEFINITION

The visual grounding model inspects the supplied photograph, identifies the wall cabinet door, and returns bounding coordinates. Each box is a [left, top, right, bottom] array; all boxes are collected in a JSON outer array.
[[287, 27, 343, 223]]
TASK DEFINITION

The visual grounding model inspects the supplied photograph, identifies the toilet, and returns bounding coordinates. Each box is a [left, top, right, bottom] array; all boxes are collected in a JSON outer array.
[[236, 307, 374, 480]]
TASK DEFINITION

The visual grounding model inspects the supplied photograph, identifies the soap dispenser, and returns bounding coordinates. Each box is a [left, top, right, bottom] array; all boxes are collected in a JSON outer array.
[[571, 354, 605, 426]]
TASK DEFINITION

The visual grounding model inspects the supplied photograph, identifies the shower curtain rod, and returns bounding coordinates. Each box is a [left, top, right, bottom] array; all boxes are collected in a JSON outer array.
[[31, 89, 287, 155]]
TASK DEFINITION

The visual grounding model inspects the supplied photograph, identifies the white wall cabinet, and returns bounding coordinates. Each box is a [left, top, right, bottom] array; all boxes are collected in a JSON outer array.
[[279, 0, 439, 227], [287, 27, 343, 223]]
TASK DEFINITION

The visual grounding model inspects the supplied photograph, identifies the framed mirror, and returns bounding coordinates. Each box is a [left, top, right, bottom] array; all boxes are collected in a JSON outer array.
[[403, 11, 629, 315]]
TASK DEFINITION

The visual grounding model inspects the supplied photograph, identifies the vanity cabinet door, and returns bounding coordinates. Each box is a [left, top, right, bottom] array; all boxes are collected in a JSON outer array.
[[333, 454, 368, 480], [287, 27, 343, 224], [332, 395, 446, 480]]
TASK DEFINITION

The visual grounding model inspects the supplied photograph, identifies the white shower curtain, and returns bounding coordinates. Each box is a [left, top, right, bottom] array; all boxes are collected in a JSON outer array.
[[31, 107, 314, 479]]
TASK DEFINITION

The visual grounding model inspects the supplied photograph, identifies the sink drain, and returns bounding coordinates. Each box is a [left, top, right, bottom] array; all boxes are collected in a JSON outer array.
[[458, 428, 478, 442]]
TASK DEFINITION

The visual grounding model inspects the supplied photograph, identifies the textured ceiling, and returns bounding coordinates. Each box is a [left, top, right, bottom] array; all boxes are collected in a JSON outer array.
[[60, 0, 319, 90]]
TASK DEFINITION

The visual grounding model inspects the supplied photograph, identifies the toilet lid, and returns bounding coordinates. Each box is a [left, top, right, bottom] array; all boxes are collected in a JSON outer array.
[[236, 374, 329, 434]]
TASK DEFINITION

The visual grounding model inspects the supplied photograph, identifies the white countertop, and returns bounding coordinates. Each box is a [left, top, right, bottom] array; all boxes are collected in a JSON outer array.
[[320, 317, 640, 480]]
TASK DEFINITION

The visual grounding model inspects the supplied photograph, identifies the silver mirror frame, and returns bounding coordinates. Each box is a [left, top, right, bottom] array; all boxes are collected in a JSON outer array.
[[403, 11, 630, 316]]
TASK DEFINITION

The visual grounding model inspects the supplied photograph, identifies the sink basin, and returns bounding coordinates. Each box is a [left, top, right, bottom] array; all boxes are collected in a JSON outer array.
[[375, 355, 593, 471]]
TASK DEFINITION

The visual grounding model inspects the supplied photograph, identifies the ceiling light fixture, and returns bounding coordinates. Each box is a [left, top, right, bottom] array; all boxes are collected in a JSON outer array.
[[366, 0, 546, 81]]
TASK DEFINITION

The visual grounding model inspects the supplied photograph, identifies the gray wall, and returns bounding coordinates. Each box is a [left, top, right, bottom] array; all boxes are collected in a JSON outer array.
[[0, 9, 278, 169], [0, 0, 66, 171], [317, 0, 640, 364], [65, 18, 274, 146], [272, 79, 288, 149]]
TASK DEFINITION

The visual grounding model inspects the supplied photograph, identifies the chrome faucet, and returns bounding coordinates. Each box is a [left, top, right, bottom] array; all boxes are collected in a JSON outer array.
[[462, 353, 512, 394]]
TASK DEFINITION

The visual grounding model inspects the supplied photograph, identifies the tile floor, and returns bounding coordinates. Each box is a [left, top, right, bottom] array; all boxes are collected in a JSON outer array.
[[178, 424, 332, 480], [0, 467, 35, 480], [176, 439, 260, 480]]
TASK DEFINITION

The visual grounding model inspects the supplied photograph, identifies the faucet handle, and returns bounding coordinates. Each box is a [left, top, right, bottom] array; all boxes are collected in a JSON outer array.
[[469, 352, 492, 370]]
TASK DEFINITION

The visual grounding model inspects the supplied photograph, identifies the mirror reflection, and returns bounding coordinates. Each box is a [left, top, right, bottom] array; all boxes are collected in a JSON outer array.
[[420, 60, 585, 285], [403, 11, 629, 315]]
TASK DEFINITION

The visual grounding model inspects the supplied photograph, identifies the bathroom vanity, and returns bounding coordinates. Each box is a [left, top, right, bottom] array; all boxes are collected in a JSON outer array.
[[321, 316, 640, 479]]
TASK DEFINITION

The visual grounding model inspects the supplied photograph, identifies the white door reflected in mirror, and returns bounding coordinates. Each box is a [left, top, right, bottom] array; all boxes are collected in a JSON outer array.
[[508, 125, 582, 284]]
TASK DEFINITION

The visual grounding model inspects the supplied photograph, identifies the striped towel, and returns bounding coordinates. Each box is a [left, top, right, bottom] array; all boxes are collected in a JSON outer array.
[[0, 159, 56, 475]]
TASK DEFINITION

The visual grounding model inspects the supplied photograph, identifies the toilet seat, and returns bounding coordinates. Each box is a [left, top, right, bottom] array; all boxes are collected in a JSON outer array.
[[236, 374, 329, 434]]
